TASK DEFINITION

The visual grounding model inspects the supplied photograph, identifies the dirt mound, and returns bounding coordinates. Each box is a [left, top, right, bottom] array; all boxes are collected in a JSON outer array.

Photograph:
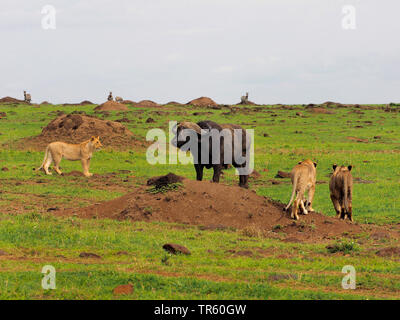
[[187, 97, 217, 107], [0, 97, 27, 104], [121, 100, 136, 105], [94, 101, 128, 111], [134, 100, 160, 108], [80, 100, 94, 105], [55, 177, 395, 242], [237, 100, 257, 106], [164, 101, 183, 106], [20, 113, 140, 150]]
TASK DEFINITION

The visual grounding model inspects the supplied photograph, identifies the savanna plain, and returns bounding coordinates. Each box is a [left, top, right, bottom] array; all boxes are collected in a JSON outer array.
[[0, 100, 399, 299]]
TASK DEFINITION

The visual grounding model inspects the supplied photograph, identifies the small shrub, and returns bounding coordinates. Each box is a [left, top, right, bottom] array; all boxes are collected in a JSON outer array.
[[161, 254, 171, 266], [272, 224, 283, 231], [327, 241, 359, 254], [147, 183, 183, 194], [241, 225, 264, 238]]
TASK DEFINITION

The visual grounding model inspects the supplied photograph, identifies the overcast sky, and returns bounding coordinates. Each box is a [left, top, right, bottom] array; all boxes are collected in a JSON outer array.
[[1, 0, 399, 104]]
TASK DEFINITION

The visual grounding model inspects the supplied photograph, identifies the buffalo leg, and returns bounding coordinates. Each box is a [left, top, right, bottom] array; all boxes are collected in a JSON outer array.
[[212, 165, 222, 183], [239, 175, 249, 189], [194, 164, 204, 181]]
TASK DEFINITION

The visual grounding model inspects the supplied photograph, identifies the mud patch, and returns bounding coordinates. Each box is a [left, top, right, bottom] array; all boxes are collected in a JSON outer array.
[[354, 177, 374, 184], [79, 252, 102, 259], [376, 247, 400, 258], [0, 250, 9, 256], [276, 171, 291, 178], [347, 137, 369, 143], [113, 284, 133, 295], [307, 107, 335, 114]]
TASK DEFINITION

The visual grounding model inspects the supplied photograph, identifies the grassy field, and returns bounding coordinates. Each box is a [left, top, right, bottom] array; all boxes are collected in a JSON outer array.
[[0, 102, 399, 299]]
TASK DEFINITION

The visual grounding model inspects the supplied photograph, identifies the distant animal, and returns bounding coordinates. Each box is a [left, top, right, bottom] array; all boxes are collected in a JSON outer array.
[[285, 159, 317, 220], [107, 92, 113, 101], [172, 121, 251, 188], [329, 164, 353, 221], [36, 136, 103, 177], [240, 92, 249, 104], [24, 91, 31, 103], [115, 96, 123, 103]]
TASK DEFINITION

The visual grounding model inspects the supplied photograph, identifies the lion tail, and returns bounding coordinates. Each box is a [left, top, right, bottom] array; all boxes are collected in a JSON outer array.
[[343, 176, 349, 213], [36, 146, 49, 171], [285, 172, 298, 211]]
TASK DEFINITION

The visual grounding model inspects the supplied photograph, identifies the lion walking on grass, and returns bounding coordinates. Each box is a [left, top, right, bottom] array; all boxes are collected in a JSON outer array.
[[36, 136, 102, 177]]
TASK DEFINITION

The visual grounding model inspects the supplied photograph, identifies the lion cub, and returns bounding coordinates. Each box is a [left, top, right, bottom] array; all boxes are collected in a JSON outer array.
[[329, 164, 353, 221], [285, 159, 317, 220], [37, 136, 102, 177]]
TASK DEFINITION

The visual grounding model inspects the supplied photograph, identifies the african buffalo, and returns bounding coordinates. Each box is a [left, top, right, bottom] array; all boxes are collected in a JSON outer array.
[[172, 120, 251, 188]]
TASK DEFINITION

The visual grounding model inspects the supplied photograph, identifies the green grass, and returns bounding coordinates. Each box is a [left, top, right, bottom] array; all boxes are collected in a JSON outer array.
[[0, 102, 399, 299], [0, 213, 399, 299]]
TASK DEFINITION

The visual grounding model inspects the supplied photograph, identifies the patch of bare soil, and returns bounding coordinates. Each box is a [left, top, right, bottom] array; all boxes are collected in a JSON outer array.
[[193, 111, 213, 116], [19, 113, 142, 150], [347, 136, 369, 143], [276, 171, 291, 178], [56, 175, 398, 242], [113, 284, 133, 295], [376, 247, 400, 258], [0, 97, 28, 104], [306, 107, 335, 114], [94, 101, 129, 111], [187, 97, 217, 107]]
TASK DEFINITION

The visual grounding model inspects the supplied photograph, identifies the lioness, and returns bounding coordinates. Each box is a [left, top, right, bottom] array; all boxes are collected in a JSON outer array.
[[285, 159, 317, 220], [329, 164, 353, 221], [36, 136, 102, 177]]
